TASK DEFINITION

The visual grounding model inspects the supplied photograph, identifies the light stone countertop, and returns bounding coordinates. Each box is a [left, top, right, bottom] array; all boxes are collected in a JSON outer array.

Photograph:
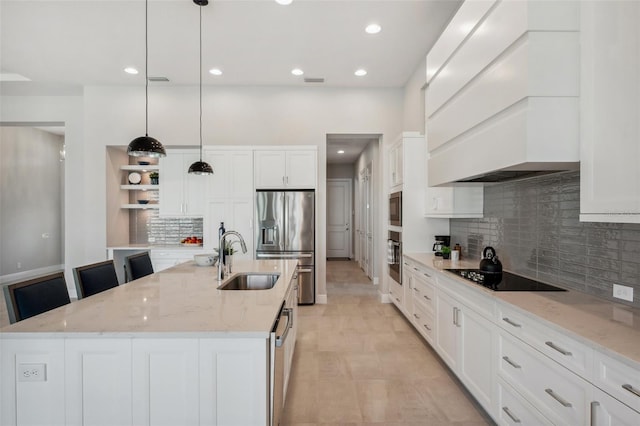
[[404, 252, 640, 369], [0, 259, 298, 338]]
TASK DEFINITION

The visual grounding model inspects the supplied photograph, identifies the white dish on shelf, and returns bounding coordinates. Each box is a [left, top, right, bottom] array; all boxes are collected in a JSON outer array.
[[128, 172, 142, 184]]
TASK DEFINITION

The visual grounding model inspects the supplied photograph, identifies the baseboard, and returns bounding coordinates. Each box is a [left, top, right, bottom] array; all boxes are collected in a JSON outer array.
[[316, 294, 328, 304], [373, 276, 379, 285], [0, 264, 64, 285]]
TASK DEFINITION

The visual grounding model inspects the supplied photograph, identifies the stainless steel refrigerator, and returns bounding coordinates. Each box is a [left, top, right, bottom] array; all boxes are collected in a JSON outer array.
[[256, 190, 315, 304]]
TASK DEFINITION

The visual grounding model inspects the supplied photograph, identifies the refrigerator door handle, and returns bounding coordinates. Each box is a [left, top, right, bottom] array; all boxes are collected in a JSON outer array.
[[297, 268, 313, 273]]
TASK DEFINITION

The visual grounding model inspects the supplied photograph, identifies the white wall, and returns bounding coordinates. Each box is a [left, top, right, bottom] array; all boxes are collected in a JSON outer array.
[[327, 164, 355, 179], [402, 56, 427, 132], [3, 86, 403, 299]]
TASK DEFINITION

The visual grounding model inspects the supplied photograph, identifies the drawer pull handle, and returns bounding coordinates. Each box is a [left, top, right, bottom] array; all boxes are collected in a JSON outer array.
[[622, 384, 640, 398], [395, 298, 400, 303], [413, 313, 420, 320], [591, 401, 599, 426], [413, 267, 419, 271], [502, 317, 522, 328], [423, 295, 431, 301], [502, 406, 521, 423], [423, 272, 431, 278], [413, 287, 419, 292], [545, 388, 572, 407], [502, 356, 522, 369], [545, 341, 572, 356], [423, 324, 431, 331]]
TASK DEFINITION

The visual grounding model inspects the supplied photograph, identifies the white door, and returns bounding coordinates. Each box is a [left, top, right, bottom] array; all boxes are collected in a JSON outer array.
[[327, 179, 351, 258], [364, 165, 374, 278]]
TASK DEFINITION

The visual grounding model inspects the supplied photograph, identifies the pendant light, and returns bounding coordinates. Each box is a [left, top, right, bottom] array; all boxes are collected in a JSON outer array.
[[128, 0, 166, 158], [188, 0, 214, 175]]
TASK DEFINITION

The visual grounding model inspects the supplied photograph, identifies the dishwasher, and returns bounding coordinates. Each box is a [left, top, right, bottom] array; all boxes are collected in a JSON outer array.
[[270, 301, 292, 426]]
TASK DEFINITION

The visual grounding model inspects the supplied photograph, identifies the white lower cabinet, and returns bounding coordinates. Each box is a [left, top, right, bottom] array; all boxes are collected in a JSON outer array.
[[388, 278, 404, 311], [435, 286, 495, 416], [591, 387, 640, 426], [497, 378, 553, 426]]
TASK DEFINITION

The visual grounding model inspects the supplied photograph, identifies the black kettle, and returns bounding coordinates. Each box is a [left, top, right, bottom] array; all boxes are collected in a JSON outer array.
[[480, 246, 502, 273]]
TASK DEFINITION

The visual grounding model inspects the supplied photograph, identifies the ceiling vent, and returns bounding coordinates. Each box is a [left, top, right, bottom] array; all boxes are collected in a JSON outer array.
[[147, 76, 170, 82], [304, 77, 325, 83]]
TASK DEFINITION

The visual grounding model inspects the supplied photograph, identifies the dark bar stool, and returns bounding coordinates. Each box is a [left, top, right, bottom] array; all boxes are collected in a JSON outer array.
[[123, 251, 154, 282], [3, 271, 71, 324], [73, 260, 119, 299]]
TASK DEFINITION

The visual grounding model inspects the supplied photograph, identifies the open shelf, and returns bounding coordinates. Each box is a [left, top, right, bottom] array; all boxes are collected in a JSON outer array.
[[120, 185, 159, 191], [120, 165, 160, 171], [121, 204, 160, 209]]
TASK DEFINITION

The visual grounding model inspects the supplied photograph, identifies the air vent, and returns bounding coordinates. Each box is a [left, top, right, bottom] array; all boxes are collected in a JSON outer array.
[[304, 77, 325, 83], [147, 76, 170, 82]]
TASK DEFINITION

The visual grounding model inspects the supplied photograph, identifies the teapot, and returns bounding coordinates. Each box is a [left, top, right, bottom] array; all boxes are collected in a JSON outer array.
[[479, 246, 502, 273]]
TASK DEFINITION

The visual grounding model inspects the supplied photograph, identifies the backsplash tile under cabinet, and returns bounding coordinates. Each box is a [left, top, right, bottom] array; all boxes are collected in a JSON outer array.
[[129, 210, 203, 245], [450, 171, 640, 308]]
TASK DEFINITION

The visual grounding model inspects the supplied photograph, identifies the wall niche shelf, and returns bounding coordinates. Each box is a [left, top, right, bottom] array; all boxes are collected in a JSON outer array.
[[120, 165, 160, 172], [120, 185, 159, 191], [121, 204, 160, 210]]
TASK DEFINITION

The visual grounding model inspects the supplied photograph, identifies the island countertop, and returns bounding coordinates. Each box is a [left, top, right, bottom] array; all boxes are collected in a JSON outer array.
[[0, 259, 298, 337]]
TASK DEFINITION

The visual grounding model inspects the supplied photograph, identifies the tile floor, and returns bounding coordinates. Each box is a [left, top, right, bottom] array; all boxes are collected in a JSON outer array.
[[281, 260, 492, 426]]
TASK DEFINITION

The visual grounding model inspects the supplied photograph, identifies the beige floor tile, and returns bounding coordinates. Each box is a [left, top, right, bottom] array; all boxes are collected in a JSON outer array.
[[281, 260, 490, 426]]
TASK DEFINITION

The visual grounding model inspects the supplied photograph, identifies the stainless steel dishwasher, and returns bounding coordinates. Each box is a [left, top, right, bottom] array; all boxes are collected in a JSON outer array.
[[270, 301, 292, 426]]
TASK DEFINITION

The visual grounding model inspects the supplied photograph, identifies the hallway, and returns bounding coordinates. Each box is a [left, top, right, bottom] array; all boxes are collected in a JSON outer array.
[[281, 260, 491, 425]]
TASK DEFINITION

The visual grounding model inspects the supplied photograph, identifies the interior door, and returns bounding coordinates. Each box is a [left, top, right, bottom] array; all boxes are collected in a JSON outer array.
[[326, 179, 351, 258], [364, 165, 373, 278]]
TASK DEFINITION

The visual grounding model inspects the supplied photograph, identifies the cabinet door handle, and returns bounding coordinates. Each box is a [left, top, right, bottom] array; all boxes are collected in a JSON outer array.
[[423, 272, 431, 278], [413, 287, 419, 292], [545, 388, 572, 407], [423, 324, 431, 331], [413, 267, 419, 271], [622, 384, 640, 398], [453, 307, 460, 327], [502, 356, 522, 369], [423, 295, 431, 301], [282, 176, 285, 184], [502, 406, 521, 423], [452, 307, 457, 325], [590, 401, 599, 426], [395, 298, 400, 303], [502, 317, 522, 328], [413, 313, 420, 320], [545, 341, 572, 356]]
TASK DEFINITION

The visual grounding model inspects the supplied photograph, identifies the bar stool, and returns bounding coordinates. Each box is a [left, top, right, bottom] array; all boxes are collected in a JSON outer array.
[[3, 271, 71, 324], [124, 251, 154, 282], [73, 260, 119, 299]]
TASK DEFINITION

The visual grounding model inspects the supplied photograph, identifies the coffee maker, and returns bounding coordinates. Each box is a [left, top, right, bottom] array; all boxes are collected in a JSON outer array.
[[433, 235, 451, 256]]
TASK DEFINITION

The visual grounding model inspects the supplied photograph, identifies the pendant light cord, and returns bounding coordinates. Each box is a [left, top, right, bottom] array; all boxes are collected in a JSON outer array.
[[199, 5, 203, 162], [145, 0, 149, 137]]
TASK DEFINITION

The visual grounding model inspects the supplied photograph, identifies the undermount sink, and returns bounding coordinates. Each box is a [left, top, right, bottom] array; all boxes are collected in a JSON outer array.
[[219, 273, 280, 290]]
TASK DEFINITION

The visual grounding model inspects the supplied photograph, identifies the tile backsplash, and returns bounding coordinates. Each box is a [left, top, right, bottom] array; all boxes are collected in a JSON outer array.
[[129, 210, 203, 245], [451, 171, 640, 307]]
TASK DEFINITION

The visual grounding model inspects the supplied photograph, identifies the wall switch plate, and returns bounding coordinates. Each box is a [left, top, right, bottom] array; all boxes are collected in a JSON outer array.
[[18, 363, 47, 382], [613, 284, 634, 302]]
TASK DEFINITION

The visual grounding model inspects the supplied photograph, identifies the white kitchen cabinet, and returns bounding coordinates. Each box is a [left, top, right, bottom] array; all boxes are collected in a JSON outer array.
[[203, 149, 253, 200], [592, 350, 640, 413], [580, 1, 640, 223], [132, 339, 200, 426], [254, 149, 316, 189], [404, 258, 436, 346], [283, 278, 298, 403], [205, 199, 254, 260], [388, 140, 403, 189], [425, 185, 484, 218], [497, 378, 553, 426], [591, 387, 640, 426], [388, 277, 404, 312], [65, 339, 132, 426], [159, 150, 208, 217], [435, 282, 495, 416]]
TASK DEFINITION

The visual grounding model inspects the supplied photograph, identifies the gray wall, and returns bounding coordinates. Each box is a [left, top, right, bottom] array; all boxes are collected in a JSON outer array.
[[451, 171, 640, 308], [0, 127, 64, 276], [327, 164, 355, 179]]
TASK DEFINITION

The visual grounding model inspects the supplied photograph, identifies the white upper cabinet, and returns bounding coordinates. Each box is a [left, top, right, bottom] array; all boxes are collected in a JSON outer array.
[[203, 149, 253, 200], [388, 141, 403, 189], [425, 185, 483, 218], [159, 150, 208, 217], [425, 0, 580, 186], [254, 149, 316, 189], [580, 1, 640, 223]]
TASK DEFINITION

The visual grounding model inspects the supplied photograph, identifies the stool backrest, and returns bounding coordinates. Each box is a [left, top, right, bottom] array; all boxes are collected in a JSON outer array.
[[3, 272, 70, 324], [73, 260, 119, 299], [124, 251, 154, 282]]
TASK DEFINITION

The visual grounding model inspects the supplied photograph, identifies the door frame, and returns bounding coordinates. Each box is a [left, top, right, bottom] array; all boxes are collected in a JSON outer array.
[[326, 178, 353, 259]]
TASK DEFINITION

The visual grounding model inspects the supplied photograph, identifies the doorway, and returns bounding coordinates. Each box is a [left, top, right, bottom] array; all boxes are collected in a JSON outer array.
[[326, 179, 352, 259]]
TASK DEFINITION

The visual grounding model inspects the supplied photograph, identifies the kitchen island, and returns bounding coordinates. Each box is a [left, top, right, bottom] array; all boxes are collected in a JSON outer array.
[[0, 259, 298, 426]]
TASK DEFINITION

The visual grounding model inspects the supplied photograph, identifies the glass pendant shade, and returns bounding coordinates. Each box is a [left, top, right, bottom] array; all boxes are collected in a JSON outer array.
[[188, 160, 214, 175], [128, 135, 166, 158]]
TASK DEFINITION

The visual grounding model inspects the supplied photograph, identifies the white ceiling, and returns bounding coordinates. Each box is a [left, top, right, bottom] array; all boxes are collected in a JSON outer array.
[[0, 0, 461, 94]]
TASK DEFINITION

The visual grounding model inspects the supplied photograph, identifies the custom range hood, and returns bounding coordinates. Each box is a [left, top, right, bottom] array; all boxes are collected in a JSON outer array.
[[454, 163, 580, 184]]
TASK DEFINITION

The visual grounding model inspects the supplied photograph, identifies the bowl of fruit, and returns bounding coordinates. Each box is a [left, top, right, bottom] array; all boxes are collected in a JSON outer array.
[[180, 236, 203, 246]]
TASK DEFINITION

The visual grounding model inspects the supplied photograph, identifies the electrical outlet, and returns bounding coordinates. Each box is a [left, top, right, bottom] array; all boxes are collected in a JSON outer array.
[[41, 233, 50, 239], [18, 363, 47, 382], [613, 284, 634, 302]]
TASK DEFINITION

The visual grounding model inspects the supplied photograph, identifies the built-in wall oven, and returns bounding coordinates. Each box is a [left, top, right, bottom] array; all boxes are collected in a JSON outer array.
[[389, 191, 402, 226], [388, 231, 402, 284]]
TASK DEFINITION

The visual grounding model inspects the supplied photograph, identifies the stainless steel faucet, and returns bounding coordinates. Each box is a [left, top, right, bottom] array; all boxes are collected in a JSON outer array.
[[218, 230, 248, 281]]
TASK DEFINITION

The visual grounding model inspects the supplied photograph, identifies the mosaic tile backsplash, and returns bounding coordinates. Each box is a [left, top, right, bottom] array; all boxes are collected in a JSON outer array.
[[450, 171, 640, 307], [129, 210, 203, 246]]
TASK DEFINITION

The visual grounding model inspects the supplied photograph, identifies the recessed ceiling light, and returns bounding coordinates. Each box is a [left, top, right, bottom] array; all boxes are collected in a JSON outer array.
[[275, 0, 292, 5], [209, 68, 223, 76], [124, 67, 139, 75], [365, 23, 382, 34], [354, 69, 367, 77], [291, 68, 304, 76], [337, 150, 345, 154]]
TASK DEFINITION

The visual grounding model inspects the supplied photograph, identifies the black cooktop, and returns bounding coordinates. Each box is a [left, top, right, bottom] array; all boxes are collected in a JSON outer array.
[[445, 269, 567, 292]]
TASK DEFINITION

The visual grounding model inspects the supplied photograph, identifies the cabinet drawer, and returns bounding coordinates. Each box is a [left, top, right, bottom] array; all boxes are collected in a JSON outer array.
[[593, 351, 640, 413], [389, 280, 404, 308], [411, 275, 435, 312], [411, 303, 434, 345], [497, 378, 553, 426], [498, 331, 590, 425], [498, 303, 592, 379]]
